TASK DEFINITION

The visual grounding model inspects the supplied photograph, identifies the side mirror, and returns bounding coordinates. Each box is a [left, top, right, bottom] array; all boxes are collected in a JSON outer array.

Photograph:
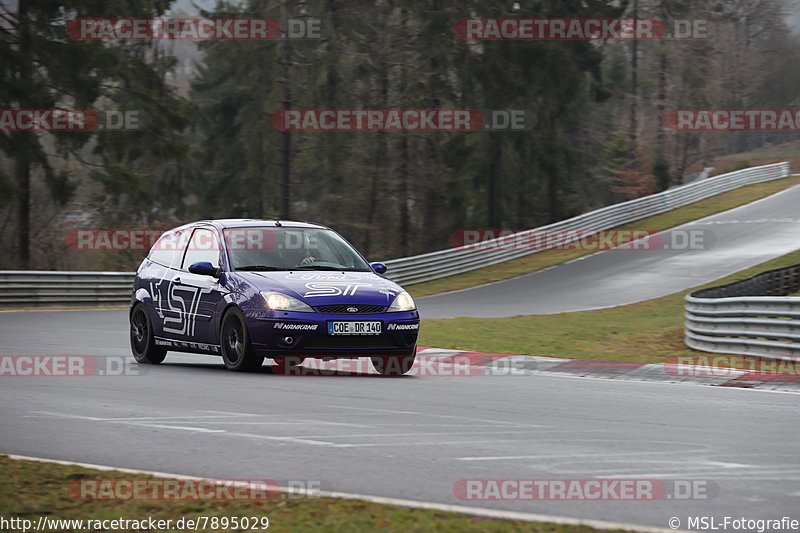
[[189, 261, 219, 277], [370, 262, 388, 274]]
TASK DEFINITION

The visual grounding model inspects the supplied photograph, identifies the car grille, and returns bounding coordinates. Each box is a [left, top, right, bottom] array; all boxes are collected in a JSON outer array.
[[314, 304, 385, 314], [305, 334, 398, 349]]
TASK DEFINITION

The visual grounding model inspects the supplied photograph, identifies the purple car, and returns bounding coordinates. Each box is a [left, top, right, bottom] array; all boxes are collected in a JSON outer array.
[[129, 219, 419, 375]]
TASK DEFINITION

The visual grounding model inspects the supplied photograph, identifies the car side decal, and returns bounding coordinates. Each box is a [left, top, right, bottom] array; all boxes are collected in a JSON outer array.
[[150, 279, 211, 336]]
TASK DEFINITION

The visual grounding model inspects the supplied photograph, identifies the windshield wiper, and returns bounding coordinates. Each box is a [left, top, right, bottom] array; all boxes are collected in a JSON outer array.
[[294, 266, 344, 271], [236, 265, 285, 271], [291, 265, 370, 271]]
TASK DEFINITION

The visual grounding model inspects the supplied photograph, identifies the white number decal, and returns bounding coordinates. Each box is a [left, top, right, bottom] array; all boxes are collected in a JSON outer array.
[[151, 280, 211, 336]]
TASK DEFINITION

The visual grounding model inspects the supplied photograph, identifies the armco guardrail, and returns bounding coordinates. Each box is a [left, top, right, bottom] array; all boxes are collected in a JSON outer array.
[[0, 162, 791, 308], [383, 161, 790, 285], [0, 271, 135, 308], [685, 263, 800, 358]]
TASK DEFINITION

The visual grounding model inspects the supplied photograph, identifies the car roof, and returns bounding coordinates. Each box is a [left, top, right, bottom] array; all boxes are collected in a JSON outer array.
[[179, 219, 330, 231]]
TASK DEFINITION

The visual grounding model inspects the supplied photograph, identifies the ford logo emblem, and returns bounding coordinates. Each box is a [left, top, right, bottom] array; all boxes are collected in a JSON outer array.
[[346, 307, 359, 313]]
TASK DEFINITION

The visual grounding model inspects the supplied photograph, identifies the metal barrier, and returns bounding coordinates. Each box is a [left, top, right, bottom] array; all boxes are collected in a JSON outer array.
[[384, 162, 790, 285], [0, 161, 792, 308], [0, 271, 135, 308], [685, 263, 800, 358]]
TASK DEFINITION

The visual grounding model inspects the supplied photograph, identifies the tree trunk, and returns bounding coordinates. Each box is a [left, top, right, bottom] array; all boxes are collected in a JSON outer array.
[[324, 0, 341, 221], [280, 0, 292, 219], [397, 7, 410, 256], [15, 155, 31, 268], [422, 137, 440, 251], [656, 45, 667, 152], [16, 0, 32, 267], [629, 0, 638, 147], [487, 136, 502, 227], [363, 60, 389, 257]]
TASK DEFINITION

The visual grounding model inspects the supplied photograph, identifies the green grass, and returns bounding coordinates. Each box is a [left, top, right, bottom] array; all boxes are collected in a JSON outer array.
[[407, 175, 800, 298], [418, 250, 800, 364], [0, 456, 635, 533]]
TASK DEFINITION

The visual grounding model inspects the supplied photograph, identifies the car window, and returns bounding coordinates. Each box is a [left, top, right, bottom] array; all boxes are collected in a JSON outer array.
[[148, 229, 189, 269], [224, 227, 371, 271], [182, 228, 221, 270]]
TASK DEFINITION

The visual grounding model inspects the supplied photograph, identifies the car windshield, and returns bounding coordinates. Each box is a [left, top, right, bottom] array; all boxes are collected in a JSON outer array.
[[224, 227, 372, 272]]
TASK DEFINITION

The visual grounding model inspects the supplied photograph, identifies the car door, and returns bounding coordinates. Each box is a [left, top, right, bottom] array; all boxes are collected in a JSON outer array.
[[170, 226, 225, 348], [143, 228, 189, 341]]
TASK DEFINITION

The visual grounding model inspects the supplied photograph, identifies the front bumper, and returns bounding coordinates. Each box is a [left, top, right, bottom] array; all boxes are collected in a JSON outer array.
[[246, 309, 420, 357]]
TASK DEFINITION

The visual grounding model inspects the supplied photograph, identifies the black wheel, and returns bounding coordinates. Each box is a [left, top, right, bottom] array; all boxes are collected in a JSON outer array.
[[371, 354, 416, 376], [130, 304, 167, 364], [220, 308, 264, 371], [271, 355, 305, 375]]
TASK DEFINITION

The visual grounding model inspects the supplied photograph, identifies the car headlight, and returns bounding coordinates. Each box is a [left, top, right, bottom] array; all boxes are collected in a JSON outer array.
[[260, 291, 314, 313], [387, 291, 416, 312]]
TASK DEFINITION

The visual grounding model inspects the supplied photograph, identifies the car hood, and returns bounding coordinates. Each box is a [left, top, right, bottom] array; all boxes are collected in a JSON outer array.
[[235, 271, 404, 307]]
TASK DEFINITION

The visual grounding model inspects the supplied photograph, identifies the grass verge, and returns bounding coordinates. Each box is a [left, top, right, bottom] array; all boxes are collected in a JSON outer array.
[[418, 250, 800, 364], [0, 456, 635, 533], [407, 175, 800, 298]]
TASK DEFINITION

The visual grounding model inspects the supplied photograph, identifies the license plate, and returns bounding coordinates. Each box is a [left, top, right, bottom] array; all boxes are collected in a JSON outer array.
[[328, 321, 381, 335]]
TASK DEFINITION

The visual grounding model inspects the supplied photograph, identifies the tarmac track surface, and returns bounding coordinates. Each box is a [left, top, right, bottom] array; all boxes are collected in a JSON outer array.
[[1, 310, 799, 530]]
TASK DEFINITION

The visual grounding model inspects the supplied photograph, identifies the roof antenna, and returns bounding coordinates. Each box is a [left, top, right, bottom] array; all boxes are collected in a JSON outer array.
[[274, 219, 282, 227]]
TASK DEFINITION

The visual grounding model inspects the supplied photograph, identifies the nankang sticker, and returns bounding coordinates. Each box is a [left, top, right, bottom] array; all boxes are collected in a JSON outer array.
[[274, 323, 318, 331], [387, 323, 419, 331]]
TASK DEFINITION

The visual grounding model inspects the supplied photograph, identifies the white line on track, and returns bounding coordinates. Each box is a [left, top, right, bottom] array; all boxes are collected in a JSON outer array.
[[29, 411, 258, 422], [329, 405, 551, 427], [4, 453, 687, 533], [198, 420, 373, 427], [137, 424, 226, 433], [292, 429, 569, 439], [456, 448, 711, 462]]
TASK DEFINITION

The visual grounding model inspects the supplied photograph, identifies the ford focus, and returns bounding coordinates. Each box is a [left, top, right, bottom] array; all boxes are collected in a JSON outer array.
[[129, 219, 419, 375]]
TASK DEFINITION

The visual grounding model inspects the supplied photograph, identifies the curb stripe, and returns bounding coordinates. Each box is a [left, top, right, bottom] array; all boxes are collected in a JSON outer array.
[[434, 350, 800, 392]]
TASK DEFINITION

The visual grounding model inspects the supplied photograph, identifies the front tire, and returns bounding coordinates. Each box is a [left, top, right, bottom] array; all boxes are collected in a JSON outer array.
[[130, 304, 167, 364], [371, 354, 416, 376], [220, 308, 264, 371]]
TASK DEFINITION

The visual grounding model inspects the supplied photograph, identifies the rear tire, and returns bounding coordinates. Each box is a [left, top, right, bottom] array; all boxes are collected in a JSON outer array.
[[130, 304, 167, 364], [220, 308, 264, 371], [371, 354, 415, 376]]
